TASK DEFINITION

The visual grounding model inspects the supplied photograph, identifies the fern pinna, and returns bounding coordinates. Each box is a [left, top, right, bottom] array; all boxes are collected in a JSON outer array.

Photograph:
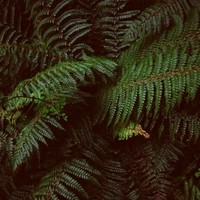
[[0, 0, 200, 199]]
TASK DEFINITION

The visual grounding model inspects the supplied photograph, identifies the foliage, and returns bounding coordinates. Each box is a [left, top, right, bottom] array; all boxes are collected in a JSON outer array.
[[0, 0, 200, 199]]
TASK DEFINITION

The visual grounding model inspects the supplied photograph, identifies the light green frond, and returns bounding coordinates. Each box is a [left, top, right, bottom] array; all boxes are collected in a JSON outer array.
[[114, 122, 150, 140]]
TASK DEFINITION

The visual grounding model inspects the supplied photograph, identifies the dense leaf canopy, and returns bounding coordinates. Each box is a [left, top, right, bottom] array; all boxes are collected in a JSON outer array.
[[0, 0, 200, 199]]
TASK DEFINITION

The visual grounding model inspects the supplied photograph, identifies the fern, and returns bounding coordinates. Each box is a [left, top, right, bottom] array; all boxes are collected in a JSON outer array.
[[1, 0, 200, 199], [67, 117, 134, 200], [0, 54, 116, 172], [114, 122, 150, 140], [94, 0, 139, 58], [125, 139, 183, 199], [144, 110, 200, 143], [123, 0, 200, 43], [32, 117, 132, 200], [94, 8, 200, 128], [33, 158, 100, 200], [5, 54, 116, 111], [27, 0, 94, 59], [183, 178, 200, 200], [12, 114, 55, 171]]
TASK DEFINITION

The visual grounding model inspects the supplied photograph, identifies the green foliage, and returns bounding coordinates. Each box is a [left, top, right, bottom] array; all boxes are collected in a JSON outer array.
[[114, 122, 150, 140], [195, 169, 200, 178], [125, 139, 183, 199], [124, 0, 200, 43], [95, 8, 200, 128], [0, 0, 200, 199], [33, 158, 100, 200]]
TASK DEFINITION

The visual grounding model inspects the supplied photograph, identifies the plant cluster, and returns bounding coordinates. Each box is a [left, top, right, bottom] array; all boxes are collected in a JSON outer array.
[[0, 0, 200, 199]]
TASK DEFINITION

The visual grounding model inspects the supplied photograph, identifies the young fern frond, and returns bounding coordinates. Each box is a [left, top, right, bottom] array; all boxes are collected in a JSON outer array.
[[114, 122, 150, 140]]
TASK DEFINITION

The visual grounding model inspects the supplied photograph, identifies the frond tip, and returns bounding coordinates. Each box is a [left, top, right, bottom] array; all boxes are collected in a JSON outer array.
[[115, 122, 150, 140]]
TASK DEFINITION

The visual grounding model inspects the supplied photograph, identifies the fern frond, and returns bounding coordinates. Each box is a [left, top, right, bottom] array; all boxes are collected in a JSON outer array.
[[94, 10, 200, 127], [13, 114, 54, 171], [29, 0, 93, 59], [147, 110, 200, 143], [95, 0, 139, 58], [114, 122, 150, 140], [33, 158, 100, 200], [65, 116, 132, 200], [0, 0, 36, 94], [0, 0, 31, 44], [123, 0, 199, 43], [8, 185, 34, 200], [91, 160, 127, 200], [183, 178, 200, 200], [1, 1, 200, 199], [5, 55, 116, 111], [0, 43, 67, 85], [126, 139, 182, 199]]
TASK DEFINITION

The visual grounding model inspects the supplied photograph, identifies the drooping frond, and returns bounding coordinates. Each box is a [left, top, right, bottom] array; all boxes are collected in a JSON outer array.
[[94, 0, 139, 58], [27, 0, 94, 59], [12, 114, 56, 171], [145, 110, 200, 143], [66, 117, 133, 200], [94, 9, 200, 128], [33, 158, 100, 200], [5, 54, 116, 112], [0, 111, 61, 172]]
